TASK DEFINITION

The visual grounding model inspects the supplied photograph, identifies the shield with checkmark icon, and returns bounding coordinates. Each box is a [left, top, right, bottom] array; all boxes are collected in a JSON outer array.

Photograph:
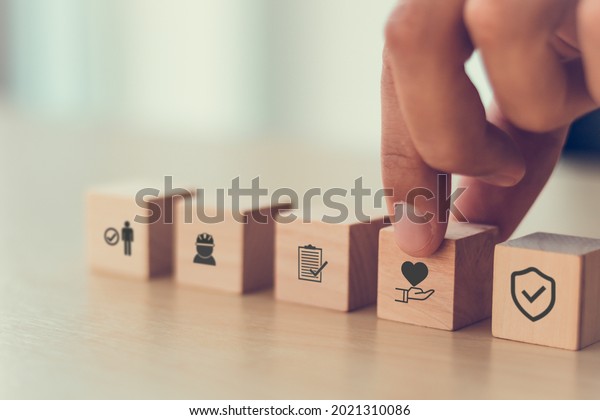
[[511, 267, 556, 322]]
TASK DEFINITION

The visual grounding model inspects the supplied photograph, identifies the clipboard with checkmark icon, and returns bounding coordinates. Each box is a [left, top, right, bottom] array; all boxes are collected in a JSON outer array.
[[298, 244, 328, 283]]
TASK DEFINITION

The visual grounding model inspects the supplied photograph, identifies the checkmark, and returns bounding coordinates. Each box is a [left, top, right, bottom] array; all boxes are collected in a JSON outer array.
[[522, 286, 546, 303], [309, 261, 328, 277], [104, 227, 120, 246]]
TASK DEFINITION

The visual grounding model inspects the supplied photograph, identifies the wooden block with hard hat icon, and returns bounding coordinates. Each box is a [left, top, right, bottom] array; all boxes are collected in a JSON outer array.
[[175, 197, 291, 294]]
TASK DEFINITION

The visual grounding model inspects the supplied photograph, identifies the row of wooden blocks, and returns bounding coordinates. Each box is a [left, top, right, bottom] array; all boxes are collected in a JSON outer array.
[[87, 188, 600, 351]]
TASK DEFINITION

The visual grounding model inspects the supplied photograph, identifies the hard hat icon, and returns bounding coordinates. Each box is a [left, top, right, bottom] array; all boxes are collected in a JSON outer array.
[[194, 233, 216, 266], [196, 233, 214, 246]]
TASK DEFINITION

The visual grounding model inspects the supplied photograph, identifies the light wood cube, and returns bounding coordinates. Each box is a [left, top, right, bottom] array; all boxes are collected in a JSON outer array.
[[377, 223, 497, 331], [175, 200, 288, 293], [275, 215, 388, 311], [86, 185, 187, 279], [492, 232, 600, 350]]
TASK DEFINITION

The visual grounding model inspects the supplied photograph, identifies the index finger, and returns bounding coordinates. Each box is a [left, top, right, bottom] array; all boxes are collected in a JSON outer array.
[[385, 0, 525, 185], [382, 51, 449, 257]]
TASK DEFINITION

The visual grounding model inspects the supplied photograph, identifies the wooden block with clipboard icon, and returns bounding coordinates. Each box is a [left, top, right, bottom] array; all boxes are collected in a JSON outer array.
[[275, 212, 388, 311], [298, 244, 328, 282]]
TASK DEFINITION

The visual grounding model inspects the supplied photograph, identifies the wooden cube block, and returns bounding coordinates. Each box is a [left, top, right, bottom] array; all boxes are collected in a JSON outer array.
[[175, 200, 289, 293], [377, 223, 497, 331], [492, 232, 600, 350], [275, 214, 388, 311], [86, 185, 187, 279]]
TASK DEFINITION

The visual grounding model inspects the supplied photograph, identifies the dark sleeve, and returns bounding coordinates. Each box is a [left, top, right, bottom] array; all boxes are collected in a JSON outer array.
[[564, 110, 600, 154]]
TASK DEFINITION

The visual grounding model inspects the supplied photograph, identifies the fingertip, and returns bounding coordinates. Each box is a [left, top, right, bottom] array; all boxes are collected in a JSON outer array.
[[393, 208, 446, 257], [477, 172, 522, 187], [477, 157, 527, 187]]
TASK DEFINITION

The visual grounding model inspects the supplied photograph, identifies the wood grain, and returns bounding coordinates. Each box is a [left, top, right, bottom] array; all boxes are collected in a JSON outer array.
[[86, 187, 186, 280], [175, 201, 287, 294], [348, 218, 390, 310], [275, 214, 387, 311], [149, 197, 177, 277], [493, 232, 600, 350], [4, 133, 600, 398], [2, 270, 600, 399], [377, 224, 497, 331]]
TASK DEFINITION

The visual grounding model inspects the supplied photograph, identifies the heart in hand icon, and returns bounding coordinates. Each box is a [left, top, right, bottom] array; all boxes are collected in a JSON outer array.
[[401, 261, 429, 287]]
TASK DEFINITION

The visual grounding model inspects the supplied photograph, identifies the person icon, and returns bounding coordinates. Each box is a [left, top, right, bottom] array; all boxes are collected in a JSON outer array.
[[193, 233, 216, 266], [122, 221, 134, 256]]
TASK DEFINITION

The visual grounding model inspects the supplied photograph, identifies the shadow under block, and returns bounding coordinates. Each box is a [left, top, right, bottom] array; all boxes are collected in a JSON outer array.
[[87, 187, 187, 279], [492, 232, 600, 350], [175, 201, 288, 294], [377, 224, 497, 331], [275, 217, 388, 312]]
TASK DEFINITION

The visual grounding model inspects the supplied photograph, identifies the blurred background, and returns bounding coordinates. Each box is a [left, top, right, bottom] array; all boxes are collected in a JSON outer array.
[[0, 0, 599, 274], [1, 0, 402, 145]]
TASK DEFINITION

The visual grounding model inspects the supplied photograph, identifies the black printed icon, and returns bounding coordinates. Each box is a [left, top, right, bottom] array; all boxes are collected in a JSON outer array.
[[104, 227, 119, 246], [298, 244, 328, 282], [395, 261, 435, 303], [511, 267, 556, 322], [194, 233, 216, 266], [401, 261, 428, 287], [122, 221, 134, 256], [104, 222, 133, 256]]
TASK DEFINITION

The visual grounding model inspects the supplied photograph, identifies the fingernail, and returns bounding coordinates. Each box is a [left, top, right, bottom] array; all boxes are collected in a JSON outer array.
[[393, 202, 434, 254], [479, 172, 522, 187]]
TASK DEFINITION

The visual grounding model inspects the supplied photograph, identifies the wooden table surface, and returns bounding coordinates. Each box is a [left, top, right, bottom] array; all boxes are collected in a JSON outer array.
[[1, 125, 600, 399]]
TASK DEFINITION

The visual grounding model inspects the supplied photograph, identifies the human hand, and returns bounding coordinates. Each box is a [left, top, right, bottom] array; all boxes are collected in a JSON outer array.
[[395, 287, 435, 302], [407, 287, 435, 301], [382, 0, 600, 257]]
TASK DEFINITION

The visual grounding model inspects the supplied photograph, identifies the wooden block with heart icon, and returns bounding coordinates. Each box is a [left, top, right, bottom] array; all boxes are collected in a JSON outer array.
[[377, 223, 497, 331], [275, 211, 389, 311], [492, 232, 600, 350]]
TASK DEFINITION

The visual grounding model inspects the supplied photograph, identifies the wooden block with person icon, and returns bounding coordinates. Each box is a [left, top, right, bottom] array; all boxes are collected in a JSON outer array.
[[86, 184, 190, 279], [492, 233, 600, 350], [377, 223, 497, 331], [174, 198, 290, 294], [275, 211, 389, 312]]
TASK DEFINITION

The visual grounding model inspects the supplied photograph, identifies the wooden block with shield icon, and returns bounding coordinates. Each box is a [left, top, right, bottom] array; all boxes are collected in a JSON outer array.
[[492, 232, 600, 350], [86, 184, 189, 279], [175, 198, 290, 294], [275, 211, 389, 312], [377, 223, 497, 331]]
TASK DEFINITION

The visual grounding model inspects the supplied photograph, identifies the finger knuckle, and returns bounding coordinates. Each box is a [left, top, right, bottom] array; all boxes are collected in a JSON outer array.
[[579, 2, 600, 103], [579, 0, 600, 29], [464, 0, 515, 46], [385, 0, 430, 56], [505, 107, 564, 133]]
